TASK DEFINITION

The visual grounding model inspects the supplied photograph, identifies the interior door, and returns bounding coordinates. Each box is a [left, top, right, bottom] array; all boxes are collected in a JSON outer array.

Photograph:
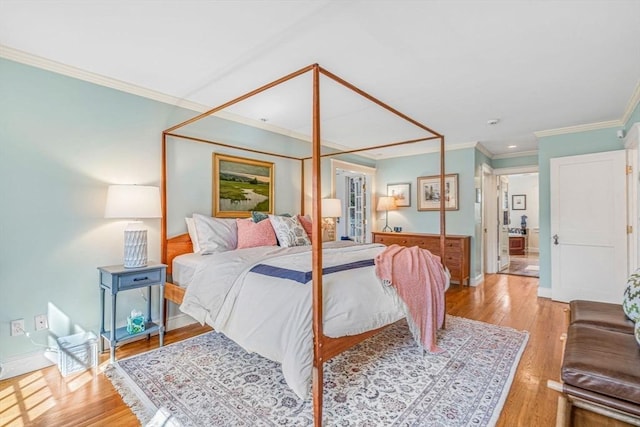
[[498, 175, 510, 271], [347, 175, 366, 243], [550, 150, 627, 303]]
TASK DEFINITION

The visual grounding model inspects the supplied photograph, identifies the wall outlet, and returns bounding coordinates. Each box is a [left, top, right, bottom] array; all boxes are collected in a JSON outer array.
[[10, 319, 25, 336], [34, 314, 48, 331]]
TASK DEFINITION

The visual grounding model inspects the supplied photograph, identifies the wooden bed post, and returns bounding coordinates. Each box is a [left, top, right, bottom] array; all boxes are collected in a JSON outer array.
[[440, 135, 446, 327], [311, 64, 324, 427]]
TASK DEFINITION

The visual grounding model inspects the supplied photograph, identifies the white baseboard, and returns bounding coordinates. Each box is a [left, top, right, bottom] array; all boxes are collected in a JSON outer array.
[[538, 286, 552, 299], [470, 274, 484, 287], [0, 313, 197, 381], [166, 313, 197, 331], [0, 348, 57, 380]]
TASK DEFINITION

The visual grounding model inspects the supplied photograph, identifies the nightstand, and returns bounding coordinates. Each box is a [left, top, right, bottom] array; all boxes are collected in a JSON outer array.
[[98, 262, 166, 362]]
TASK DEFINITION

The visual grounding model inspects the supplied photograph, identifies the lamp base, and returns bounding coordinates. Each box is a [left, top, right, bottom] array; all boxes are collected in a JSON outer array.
[[123, 222, 148, 268], [382, 225, 392, 232]]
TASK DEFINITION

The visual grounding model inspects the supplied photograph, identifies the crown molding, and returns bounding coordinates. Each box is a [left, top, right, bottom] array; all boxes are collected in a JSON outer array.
[[533, 119, 622, 138], [622, 79, 640, 126], [474, 142, 493, 158], [492, 149, 538, 160]]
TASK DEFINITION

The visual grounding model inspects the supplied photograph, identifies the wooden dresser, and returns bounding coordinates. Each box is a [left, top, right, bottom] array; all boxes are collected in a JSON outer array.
[[372, 232, 471, 286]]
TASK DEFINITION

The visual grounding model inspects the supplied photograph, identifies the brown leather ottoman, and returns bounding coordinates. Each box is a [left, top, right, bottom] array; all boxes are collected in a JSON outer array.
[[569, 300, 634, 334], [561, 324, 640, 416]]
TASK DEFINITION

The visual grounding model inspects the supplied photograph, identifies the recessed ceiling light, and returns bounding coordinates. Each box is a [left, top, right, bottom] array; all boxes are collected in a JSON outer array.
[[487, 118, 500, 125], [508, 145, 517, 149]]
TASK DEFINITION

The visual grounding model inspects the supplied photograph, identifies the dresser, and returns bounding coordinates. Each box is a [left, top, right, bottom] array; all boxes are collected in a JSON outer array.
[[372, 232, 471, 286]]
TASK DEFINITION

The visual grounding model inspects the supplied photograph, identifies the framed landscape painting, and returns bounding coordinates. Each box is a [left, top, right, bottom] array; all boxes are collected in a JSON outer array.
[[213, 153, 274, 218], [417, 173, 458, 211]]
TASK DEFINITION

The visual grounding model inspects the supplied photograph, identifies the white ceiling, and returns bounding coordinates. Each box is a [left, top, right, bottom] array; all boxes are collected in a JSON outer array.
[[1, 0, 639, 158]]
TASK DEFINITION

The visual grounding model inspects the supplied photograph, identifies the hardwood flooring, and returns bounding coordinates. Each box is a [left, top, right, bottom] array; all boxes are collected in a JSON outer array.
[[0, 275, 629, 426]]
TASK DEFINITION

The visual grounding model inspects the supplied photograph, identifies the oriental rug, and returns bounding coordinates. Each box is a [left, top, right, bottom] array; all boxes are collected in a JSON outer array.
[[105, 316, 528, 426]]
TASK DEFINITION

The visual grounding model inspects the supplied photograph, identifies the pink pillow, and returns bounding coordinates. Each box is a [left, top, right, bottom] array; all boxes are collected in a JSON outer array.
[[236, 218, 277, 249], [297, 214, 313, 240]]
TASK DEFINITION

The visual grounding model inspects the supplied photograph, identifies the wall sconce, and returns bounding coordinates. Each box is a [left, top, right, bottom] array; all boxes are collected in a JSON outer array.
[[104, 185, 162, 268], [321, 198, 342, 242], [376, 196, 397, 232]]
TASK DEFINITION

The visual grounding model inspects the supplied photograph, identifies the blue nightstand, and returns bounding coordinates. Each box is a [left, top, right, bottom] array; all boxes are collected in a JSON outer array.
[[98, 262, 166, 362]]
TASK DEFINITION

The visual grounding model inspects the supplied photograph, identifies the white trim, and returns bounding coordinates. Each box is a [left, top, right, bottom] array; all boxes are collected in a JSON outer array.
[[537, 287, 552, 299], [493, 165, 539, 176], [621, 79, 640, 126], [470, 274, 484, 287], [166, 313, 197, 331], [492, 150, 538, 160], [534, 120, 622, 138], [475, 142, 493, 158], [0, 348, 57, 380]]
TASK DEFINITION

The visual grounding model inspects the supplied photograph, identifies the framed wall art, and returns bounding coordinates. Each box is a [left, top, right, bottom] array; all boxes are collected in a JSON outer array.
[[387, 182, 411, 207], [417, 173, 458, 211], [213, 153, 274, 218], [512, 194, 526, 210]]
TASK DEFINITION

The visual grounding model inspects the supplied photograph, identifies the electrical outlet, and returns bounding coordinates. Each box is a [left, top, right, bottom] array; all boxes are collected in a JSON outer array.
[[34, 314, 48, 331], [10, 319, 25, 336]]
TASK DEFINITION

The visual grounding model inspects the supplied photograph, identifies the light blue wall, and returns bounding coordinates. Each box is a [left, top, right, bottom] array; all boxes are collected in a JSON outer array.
[[0, 58, 332, 361], [492, 154, 538, 169], [537, 128, 625, 289], [375, 148, 478, 275]]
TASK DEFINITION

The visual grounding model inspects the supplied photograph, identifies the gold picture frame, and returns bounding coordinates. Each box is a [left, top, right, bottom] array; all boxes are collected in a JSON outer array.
[[213, 153, 274, 218], [417, 173, 458, 211]]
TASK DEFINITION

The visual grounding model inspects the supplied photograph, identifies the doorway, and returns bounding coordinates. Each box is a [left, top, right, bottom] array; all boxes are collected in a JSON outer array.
[[332, 160, 375, 243], [489, 166, 540, 278]]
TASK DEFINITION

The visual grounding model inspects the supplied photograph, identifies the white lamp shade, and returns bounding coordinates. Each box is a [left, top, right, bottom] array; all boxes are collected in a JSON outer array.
[[376, 196, 397, 212], [105, 185, 162, 219], [322, 198, 342, 218]]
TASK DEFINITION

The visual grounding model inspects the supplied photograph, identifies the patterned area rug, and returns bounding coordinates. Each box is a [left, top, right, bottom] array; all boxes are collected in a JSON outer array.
[[106, 316, 528, 426]]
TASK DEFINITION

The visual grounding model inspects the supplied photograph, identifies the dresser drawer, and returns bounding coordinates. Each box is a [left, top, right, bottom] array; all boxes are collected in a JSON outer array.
[[118, 269, 162, 290], [372, 231, 470, 286]]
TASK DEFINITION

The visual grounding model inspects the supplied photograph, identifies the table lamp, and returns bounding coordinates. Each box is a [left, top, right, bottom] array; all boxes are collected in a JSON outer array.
[[321, 198, 342, 241], [105, 185, 162, 268], [377, 196, 397, 232]]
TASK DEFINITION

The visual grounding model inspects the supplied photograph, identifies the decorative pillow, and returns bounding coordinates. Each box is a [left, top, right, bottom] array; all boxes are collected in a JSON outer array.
[[192, 213, 237, 254], [623, 268, 640, 322], [297, 214, 313, 240], [252, 211, 291, 223], [269, 214, 311, 247], [636, 321, 640, 347], [236, 218, 277, 249], [251, 211, 270, 223], [184, 217, 201, 253]]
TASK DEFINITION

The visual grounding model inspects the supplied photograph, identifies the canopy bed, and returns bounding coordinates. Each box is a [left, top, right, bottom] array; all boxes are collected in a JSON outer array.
[[160, 64, 447, 426]]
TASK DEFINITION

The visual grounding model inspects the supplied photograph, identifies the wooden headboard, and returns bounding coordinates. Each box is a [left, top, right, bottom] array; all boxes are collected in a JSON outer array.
[[166, 233, 193, 275]]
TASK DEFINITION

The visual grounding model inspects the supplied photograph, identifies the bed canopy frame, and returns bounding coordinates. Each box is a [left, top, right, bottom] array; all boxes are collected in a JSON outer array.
[[161, 63, 446, 426]]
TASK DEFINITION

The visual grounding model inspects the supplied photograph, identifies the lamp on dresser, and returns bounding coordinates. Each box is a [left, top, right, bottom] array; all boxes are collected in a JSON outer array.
[[321, 198, 342, 241], [377, 196, 397, 232], [104, 185, 162, 268]]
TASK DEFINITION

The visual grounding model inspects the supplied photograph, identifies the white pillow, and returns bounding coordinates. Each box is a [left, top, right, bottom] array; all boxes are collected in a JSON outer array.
[[192, 213, 238, 254], [268, 214, 311, 248], [184, 217, 201, 253]]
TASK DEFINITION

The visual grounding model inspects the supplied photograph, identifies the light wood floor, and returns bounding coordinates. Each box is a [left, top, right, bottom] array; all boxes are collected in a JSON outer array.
[[0, 274, 629, 426]]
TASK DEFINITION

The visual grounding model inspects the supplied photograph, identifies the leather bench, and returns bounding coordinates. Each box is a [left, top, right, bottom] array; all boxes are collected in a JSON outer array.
[[548, 300, 640, 426]]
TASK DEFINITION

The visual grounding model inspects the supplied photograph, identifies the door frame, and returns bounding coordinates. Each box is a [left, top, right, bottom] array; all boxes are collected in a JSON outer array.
[[488, 165, 539, 275], [331, 159, 376, 243], [482, 164, 497, 274]]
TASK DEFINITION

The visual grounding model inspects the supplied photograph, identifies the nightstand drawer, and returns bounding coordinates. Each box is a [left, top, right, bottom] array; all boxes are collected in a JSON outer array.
[[118, 269, 162, 290]]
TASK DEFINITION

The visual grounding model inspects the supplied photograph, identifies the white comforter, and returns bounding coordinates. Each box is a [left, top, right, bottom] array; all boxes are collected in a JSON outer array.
[[180, 242, 405, 399]]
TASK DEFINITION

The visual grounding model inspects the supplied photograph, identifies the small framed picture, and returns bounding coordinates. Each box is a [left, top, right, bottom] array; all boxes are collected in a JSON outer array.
[[512, 194, 526, 210], [387, 183, 411, 207], [417, 174, 458, 211]]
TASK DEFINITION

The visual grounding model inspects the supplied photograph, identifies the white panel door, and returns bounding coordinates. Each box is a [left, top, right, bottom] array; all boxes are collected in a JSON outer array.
[[550, 150, 627, 303]]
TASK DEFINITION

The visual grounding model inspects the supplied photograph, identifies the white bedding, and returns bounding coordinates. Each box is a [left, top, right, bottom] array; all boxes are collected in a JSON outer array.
[[180, 241, 407, 399], [172, 253, 204, 287]]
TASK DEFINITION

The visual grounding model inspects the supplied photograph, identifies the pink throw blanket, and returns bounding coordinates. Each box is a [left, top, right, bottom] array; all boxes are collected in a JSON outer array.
[[374, 244, 447, 353]]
